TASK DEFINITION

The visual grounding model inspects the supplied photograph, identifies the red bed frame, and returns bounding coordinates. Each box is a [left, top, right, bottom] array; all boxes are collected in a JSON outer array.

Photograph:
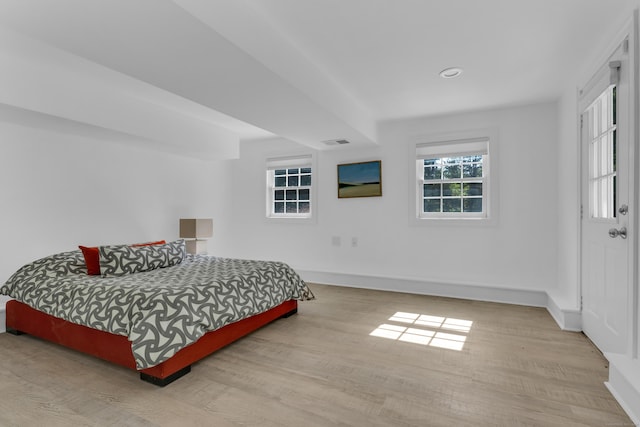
[[5, 299, 297, 386]]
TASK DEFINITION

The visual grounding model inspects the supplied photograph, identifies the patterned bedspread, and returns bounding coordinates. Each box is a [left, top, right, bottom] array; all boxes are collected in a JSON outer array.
[[0, 250, 314, 369]]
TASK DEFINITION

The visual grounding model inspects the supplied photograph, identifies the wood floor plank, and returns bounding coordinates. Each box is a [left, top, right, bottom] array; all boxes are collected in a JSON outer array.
[[0, 284, 633, 426]]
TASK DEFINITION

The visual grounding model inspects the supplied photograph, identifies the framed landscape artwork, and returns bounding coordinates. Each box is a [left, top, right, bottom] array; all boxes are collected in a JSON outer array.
[[337, 160, 382, 198]]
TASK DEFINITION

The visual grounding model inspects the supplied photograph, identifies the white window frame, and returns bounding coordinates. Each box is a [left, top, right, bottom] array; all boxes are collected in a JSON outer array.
[[409, 130, 498, 226], [265, 154, 316, 223], [585, 85, 617, 221]]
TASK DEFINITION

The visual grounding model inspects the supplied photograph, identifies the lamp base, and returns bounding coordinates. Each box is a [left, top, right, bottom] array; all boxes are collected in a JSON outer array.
[[185, 239, 208, 255]]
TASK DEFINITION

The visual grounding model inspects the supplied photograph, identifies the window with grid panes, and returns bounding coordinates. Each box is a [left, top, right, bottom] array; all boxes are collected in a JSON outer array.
[[416, 137, 489, 219], [266, 155, 313, 219], [587, 85, 617, 219]]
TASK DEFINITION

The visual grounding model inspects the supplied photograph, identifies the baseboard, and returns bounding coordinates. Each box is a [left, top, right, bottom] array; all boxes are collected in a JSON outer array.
[[604, 353, 640, 425], [300, 270, 585, 334], [299, 270, 548, 307], [545, 292, 582, 331]]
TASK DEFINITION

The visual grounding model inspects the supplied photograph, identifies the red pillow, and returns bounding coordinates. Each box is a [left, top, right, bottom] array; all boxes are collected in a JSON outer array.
[[79, 240, 166, 275], [79, 245, 101, 275]]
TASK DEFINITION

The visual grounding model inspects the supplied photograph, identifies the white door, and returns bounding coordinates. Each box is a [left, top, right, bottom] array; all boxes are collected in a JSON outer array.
[[580, 41, 631, 355]]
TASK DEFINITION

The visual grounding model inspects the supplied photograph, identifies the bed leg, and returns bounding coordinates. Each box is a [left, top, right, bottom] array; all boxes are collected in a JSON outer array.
[[281, 307, 298, 318], [140, 365, 191, 387], [6, 327, 25, 336]]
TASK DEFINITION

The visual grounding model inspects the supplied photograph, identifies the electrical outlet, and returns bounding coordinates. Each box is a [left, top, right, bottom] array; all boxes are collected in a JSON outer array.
[[351, 237, 358, 247]]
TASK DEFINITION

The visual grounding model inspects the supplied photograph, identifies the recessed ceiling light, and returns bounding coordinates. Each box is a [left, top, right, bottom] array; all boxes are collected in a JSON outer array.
[[439, 67, 463, 79]]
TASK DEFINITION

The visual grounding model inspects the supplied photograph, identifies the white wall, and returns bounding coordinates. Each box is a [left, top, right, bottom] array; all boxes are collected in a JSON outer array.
[[552, 86, 581, 310], [0, 106, 234, 306], [229, 102, 559, 299]]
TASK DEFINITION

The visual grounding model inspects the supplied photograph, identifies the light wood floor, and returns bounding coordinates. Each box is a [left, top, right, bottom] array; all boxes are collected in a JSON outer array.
[[0, 284, 634, 426]]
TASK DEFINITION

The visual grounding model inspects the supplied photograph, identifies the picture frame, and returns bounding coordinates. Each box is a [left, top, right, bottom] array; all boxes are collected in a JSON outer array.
[[337, 160, 382, 198]]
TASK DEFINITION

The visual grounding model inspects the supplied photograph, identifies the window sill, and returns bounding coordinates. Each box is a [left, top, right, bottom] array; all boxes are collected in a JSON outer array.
[[410, 215, 497, 227], [265, 215, 316, 225]]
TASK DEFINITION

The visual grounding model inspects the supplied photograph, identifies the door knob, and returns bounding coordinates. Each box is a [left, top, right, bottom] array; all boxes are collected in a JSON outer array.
[[609, 226, 627, 239]]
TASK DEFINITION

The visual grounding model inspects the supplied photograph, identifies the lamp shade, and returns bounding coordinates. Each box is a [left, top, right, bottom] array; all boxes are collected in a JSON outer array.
[[179, 218, 213, 239]]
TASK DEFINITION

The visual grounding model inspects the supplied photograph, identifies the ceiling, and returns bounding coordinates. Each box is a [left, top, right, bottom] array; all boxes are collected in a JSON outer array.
[[0, 0, 636, 157], [242, 0, 635, 119]]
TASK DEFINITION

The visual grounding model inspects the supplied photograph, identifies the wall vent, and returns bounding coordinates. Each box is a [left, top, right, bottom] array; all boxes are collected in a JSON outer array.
[[322, 139, 351, 146]]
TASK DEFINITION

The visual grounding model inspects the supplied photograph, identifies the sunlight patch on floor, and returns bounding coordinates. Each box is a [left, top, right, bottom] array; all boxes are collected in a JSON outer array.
[[370, 311, 472, 351]]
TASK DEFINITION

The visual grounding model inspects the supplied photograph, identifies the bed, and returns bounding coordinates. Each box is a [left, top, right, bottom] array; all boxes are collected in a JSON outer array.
[[0, 240, 314, 386]]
